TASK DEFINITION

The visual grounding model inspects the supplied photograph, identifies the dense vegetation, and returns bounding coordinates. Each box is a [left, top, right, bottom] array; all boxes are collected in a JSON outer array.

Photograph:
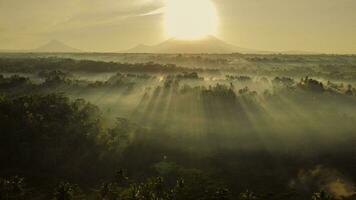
[[0, 54, 356, 199]]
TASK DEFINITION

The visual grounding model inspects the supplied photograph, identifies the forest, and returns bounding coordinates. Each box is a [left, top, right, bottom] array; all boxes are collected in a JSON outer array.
[[1, 53, 356, 200]]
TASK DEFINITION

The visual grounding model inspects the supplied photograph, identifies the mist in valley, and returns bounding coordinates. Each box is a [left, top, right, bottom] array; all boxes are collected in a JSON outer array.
[[0, 54, 356, 199]]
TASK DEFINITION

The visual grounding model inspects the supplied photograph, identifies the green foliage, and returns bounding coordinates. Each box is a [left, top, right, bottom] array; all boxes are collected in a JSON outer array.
[[53, 182, 84, 200], [41, 70, 72, 86], [0, 176, 27, 200], [0, 75, 32, 90], [1, 55, 356, 200], [98, 182, 121, 200], [298, 76, 325, 93], [0, 94, 116, 184], [105, 118, 135, 151], [312, 190, 334, 200], [238, 190, 258, 200]]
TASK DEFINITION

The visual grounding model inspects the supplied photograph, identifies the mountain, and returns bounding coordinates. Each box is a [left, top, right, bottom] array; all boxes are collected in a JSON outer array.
[[125, 36, 270, 54], [32, 40, 82, 53], [279, 50, 320, 55]]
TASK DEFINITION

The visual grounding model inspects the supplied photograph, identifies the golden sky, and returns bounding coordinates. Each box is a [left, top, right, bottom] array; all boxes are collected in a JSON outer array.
[[0, 0, 356, 53]]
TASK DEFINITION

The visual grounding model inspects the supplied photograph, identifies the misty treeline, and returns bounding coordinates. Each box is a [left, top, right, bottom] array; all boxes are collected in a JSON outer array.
[[1, 55, 356, 200], [0, 57, 207, 74], [1, 53, 356, 80]]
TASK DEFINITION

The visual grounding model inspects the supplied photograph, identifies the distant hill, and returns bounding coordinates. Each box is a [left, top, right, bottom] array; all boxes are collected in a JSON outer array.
[[125, 36, 270, 54], [0, 38, 319, 54], [32, 40, 82, 53]]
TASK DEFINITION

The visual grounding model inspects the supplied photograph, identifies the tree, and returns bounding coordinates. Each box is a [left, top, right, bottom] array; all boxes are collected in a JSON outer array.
[[311, 190, 333, 200], [239, 190, 258, 200], [53, 182, 84, 200], [0, 176, 27, 200]]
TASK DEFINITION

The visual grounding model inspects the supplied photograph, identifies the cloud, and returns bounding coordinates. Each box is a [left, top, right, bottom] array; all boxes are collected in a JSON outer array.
[[38, 0, 164, 33], [138, 7, 165, 17], [0, 0, 163, 34]]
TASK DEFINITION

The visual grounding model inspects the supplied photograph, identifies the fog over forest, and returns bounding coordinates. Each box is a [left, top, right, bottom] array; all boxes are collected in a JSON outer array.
[[0, 53, 356, 200], [2, 0, 356, 198]]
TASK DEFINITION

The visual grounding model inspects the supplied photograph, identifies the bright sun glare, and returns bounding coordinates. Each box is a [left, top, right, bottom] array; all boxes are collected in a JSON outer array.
[[164, 0, 217, 40]]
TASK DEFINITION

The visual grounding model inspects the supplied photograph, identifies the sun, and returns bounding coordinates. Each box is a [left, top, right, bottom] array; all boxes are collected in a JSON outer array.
[[164, 0, 218, 40]]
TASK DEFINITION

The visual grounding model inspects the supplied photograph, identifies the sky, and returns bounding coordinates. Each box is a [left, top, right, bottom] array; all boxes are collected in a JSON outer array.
[[0, 0, 356, 53]]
